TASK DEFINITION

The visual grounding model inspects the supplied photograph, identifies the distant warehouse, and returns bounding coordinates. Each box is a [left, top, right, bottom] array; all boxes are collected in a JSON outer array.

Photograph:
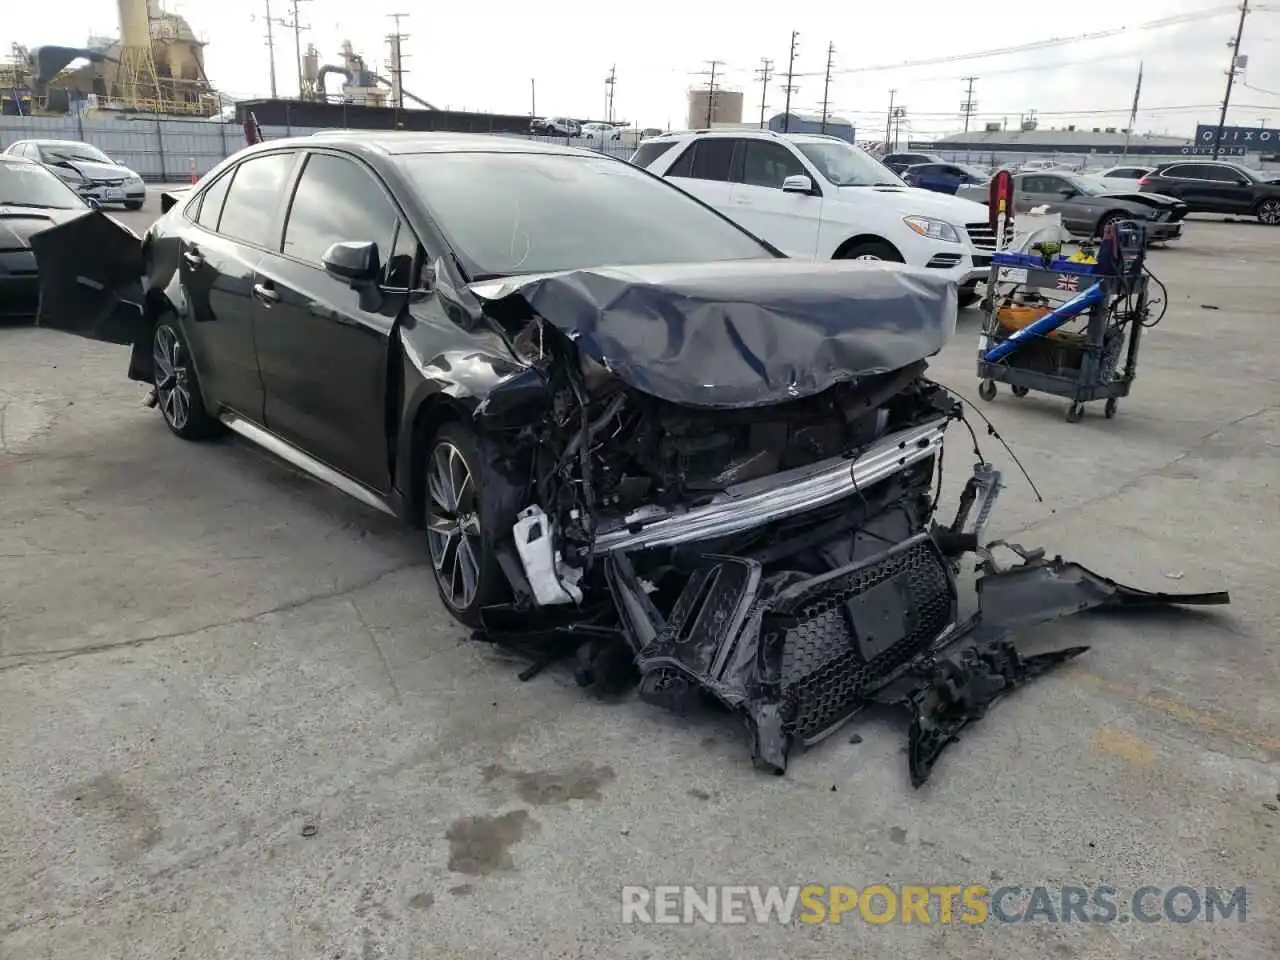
[[908, 124, 1246, 159], [769, 112, 856, 143]]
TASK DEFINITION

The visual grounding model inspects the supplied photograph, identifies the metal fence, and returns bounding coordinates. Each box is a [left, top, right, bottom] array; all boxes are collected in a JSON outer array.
[[923, 148, 1280, 176], [0, 115, 635, 181]]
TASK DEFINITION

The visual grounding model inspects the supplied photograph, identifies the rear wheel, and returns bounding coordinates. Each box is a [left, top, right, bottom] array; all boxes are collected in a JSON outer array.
[[424, 423, 508, 627], [837, 239, 904, 262], [1256, 198, 1280, 225], [152, 321, 218, 440]]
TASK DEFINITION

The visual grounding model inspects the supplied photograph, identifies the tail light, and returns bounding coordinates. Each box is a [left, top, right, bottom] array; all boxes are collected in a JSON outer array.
[[1137, 175, 1152, 186]]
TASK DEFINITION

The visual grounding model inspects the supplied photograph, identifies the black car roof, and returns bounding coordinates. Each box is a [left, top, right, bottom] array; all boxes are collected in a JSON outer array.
[[258, 131, 603, 159]]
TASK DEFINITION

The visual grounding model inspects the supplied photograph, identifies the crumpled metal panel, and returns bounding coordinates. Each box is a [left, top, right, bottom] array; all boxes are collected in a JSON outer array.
[[470, 259, 958, 408]]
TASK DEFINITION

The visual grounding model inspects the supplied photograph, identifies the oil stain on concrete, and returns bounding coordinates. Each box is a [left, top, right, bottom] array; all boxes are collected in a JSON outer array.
[[66, 772, 163, 860], [446, 809, 538, 876], [481, 762, 616, 806]]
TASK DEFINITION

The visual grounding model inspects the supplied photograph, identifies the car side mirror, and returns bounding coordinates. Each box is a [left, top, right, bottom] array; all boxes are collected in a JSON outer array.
[[782, 174, 814, 194], [1060, 188, 1077, 198], [322, 241, 380, 287]]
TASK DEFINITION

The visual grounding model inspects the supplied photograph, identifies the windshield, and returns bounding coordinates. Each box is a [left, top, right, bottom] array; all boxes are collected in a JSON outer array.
[[42, 143, 113, 165], [958, 165, 988, 180], [794, 141, 905, 187], [399, 152, 774, 279], [0, 161, 87, 209], [1062, 175, 1106, 196]]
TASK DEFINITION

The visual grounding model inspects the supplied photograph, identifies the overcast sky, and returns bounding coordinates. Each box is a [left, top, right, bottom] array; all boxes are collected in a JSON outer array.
[[8, 0, 1280, 137]]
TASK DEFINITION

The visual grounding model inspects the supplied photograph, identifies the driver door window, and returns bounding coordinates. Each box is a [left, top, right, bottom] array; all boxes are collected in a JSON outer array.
[[282, 152, 398, 267], [739, 141, 806, 189]]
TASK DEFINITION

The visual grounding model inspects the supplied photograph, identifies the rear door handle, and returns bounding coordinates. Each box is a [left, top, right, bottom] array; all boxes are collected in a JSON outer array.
[[182, 250, 203, 268], [252, 282, 279, 304]]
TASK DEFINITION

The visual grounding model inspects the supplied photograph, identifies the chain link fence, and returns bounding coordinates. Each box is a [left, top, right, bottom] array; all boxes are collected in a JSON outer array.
[[0, 115, 636, 182]]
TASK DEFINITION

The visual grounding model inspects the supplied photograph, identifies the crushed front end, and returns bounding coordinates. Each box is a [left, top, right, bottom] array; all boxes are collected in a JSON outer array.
[[456, 261, 1230, 785]]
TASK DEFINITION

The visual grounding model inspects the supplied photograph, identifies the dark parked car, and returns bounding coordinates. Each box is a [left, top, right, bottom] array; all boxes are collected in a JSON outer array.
[[1138, 160, 1280, 224], [901, 162, 988, 195], [992, 171, 1188, 240], [0, 153, 97, 322], [28, 133, 1226, 782], [879, 152, 942, 175]]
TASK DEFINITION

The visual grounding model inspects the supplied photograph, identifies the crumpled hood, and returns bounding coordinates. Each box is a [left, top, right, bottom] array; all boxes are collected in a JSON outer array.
[[53, 158, 134, 182], [1099, 191, 1184, 208], [0, 206, 82, 248], [470, 258, 957, 409], [838, 184, 991, 223]]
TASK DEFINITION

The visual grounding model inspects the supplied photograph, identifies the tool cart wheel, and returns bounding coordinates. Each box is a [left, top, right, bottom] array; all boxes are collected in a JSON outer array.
[[1011, 385, 1030, 398], [1066, 402, 1085, 423], [978, 379, 997, 402], [1104, 398, 1118, 419]]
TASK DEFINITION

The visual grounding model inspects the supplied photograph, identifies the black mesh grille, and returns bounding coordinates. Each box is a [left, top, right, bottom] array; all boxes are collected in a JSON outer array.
[[774, 539, 955, 742]]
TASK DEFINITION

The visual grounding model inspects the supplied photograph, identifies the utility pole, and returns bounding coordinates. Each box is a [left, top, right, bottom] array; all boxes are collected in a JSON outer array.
[[820, 42, 835, 133], [1121, 61, 1143, 160], [605, 64, 616, 124], [696, 60, 723, 127], [782, 31, 799, 132], [263, 0, 278, 98], [289, 0, 311, 99], [530, 78, 536, 118], [1212, 0, 1250, 160], [386, 13, 410, 112], [960, 76, 978, 133], [891, 106, 907, 151], [754, 57, 773, 128], [885, 89, 896, 151]]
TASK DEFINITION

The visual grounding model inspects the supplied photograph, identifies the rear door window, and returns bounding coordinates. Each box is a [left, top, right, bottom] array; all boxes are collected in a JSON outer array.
[[282, 152, 398, 267], [216, 151, 296, 248], [195, 171, 232, 231], [687, 138, 736, 182]]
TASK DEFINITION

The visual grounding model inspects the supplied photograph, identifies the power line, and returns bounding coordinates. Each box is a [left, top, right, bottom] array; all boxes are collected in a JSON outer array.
[[754, 58, 773, 128], [820, 42, 835, 132], [961, 76, 978, 133], [794, 6, 1238, 77], [1213, 0, 1251, 158], [782, 31, 799, 132]]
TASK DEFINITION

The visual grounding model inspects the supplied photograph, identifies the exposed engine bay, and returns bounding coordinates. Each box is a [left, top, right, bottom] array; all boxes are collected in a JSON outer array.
[[456, 263, 1231, 786]]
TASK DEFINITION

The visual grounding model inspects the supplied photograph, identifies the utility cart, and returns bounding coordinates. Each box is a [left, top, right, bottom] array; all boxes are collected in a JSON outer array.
[[976, 221, 1155, 423]]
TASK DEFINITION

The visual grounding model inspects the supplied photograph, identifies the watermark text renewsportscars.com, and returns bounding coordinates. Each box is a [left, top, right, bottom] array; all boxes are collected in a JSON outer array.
[[620, 884, 1248, 925]]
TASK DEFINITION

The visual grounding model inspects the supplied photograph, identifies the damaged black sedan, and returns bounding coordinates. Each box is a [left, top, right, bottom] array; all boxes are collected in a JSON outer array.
[[31, 133, 1228, 785]]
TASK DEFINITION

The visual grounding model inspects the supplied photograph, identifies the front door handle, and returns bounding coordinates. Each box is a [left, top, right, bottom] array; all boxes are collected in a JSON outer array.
[[252, 282, 279, 304], [182, 250, 203, 268]]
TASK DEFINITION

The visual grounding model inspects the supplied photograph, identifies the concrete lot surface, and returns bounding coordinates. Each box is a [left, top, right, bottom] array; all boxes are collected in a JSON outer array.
[[1, 199, 1277, 958]]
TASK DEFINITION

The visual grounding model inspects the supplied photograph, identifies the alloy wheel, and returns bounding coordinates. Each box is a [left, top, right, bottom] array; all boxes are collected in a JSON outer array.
[[152, 325, 192, 430], [425, 440, 483, 611], [854, 253, 883, 261], [1260, 200, 1280, 225]]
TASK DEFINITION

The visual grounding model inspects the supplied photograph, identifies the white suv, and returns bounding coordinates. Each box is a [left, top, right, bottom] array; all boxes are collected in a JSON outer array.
[[632, 130, 1003, 307]]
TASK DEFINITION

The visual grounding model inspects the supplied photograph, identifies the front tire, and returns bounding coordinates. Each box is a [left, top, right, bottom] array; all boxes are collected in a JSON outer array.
[[125, 200, 144, 211], [958, 283, 981, 309], [1256, 198, 1280, 225], [424, 422, 508, 627], [837, 239, 904, 262], [152, 321, 218, 440]]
